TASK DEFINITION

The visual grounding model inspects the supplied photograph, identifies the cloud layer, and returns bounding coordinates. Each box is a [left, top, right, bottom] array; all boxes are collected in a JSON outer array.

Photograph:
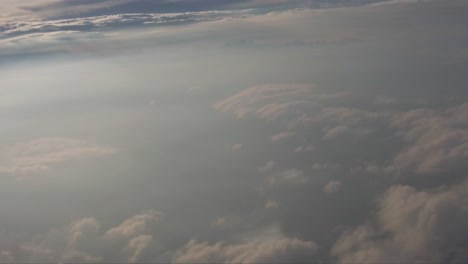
[[1, 0, 468, 263]]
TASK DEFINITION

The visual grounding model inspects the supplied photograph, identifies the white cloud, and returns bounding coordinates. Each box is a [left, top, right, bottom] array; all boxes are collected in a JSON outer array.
[[332, 179, 468, 263], [271, 131, 296, 142], [311, 163, 341, 172], [322, 125, 350, 140], [0, 137, 117, 178], [373, 95, 398, 105], [294, 145, 315, 153], [214, 84, 348, 121], [0, 251, 13, 263], [270, 169, 308, 185], [148, 99, 157, 106], [323, 180, 342, 194], [211, 216, 241, 228], [105, 210, 163, 239], [14, 210, 162, 263], [68, 217, 101, 248], [232, 143, 243, 151], [173, 227, 318, 263], [126, 235, 153, 263], [311, 107, 390, 126], [310, 107, 390, 140], [257, 160, 276, 173], [265, 199, 279, 209], [386, 102, 468, 176], [305, 101, 468, 180]]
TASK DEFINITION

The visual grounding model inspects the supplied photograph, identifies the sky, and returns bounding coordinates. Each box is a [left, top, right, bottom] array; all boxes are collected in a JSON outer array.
[[1, 0, 468, 263]]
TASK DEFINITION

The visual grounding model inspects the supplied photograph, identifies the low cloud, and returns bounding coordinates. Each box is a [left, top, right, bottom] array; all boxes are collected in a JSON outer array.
[[211, 216, 241, 229], [257, 160, 276, 173], [173, 227, 319, 263], [0, 137, 117, 178], [294, 145, 315, 153], [105, 210, 163, 240], [265, 199, 279, 209], [332, 179, 468, 263], [386, 103, 468, 177], [14, 210, 162, 263], [269, 169, 309, 185], [232, 143, 243, 151], [323, 180, 342, 194], [271, 131, 296, 142], [214, 84, 348, 121]]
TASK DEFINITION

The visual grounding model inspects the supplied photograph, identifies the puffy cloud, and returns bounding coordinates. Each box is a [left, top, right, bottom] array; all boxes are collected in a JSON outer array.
[[269, 169, 308, 185], [271, 131, 296, 142], [331, 179, 468, 263], [322, 125, 350, 140], [232, 144, 243, 151], [323, 180, 342, 194], [0, 137, 117, 177], [18, 218, 102, 263], [294, 145, 315, 153], [173, 240, 223, 263], [265, 199, 279, 209], [373, 95, 399, 105], [310, 107, 390, 140], [257, 161, 276, 173], [105, 210, 163, 239], [0, 251, 13, 263], [211, 216, 241, 229], [213, 84, 348, 121], [68, 218, 101, 248], [386, 102, 468, 177], [311, 107, 390, 127], [126, 235, 153, 263], [309, 101, 468, 180], [173, 232, 319, 263], [311, 163, 341, 172], [11, 210, 162, 263]]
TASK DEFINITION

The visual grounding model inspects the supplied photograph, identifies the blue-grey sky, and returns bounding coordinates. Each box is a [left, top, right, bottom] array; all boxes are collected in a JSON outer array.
[[1, 0, 468, 263]]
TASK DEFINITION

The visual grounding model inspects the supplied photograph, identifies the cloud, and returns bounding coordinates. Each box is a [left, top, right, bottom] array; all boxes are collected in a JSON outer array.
[[68, 218, 101, 248], [211, 216, 241, 229], [257, 160, 276, 173], [126, 235, 153, 263], [322, 125, 350, 140], [323, 180, 342, 194], [373, 95, 398, 105], [0, 7, 256, 61], [311, 163, 341, 172], [294, 145, 315, 153], [311, 107, 388, 126], [385, 102, 468, 177], [0, 251, 13, 263], [1, 10, 249, 39], [310, 107, 391, 139], [232, 143, 243, 151], [0, 137, 117, 177], [265, 199, 279, 209], [12, 210, 162, 263], [173, 228, 319, 263], [269, 169, 308, 185], [213, 84, 348, 121], [105, 210, 163, 239], [271, 131, 296, 142], [304, 101, 468, 181], [331, 179, 468, 263]]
